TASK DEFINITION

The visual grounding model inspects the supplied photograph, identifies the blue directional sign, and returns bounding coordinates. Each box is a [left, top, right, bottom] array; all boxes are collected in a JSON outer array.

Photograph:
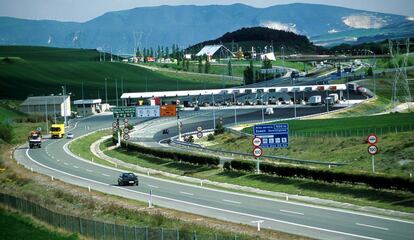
[[254, 124, 289, 148]]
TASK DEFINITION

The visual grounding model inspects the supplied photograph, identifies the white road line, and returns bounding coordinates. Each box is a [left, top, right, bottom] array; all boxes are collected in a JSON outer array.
[[356, 223, 389, 231], [63, 162, 69, 165], [86, 169, 93, 172], [73, 165, 79, 169], [223, 199, 241, 204], [280, 209, 304, 216], [101, 173, 110, 177], [148, 184, 159, 189], [180, 191, 194, 196], [56, 159, 60, 162], [116, 187, 382, 240]]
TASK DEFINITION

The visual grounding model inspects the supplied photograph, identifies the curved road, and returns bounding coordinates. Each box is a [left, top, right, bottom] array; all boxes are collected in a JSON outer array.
[[14, 111, 414, 240]]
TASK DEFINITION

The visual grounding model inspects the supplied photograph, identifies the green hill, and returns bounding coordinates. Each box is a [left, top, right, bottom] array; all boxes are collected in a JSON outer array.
[[0, 46, 238, 101], [188, 27, 324, 55]]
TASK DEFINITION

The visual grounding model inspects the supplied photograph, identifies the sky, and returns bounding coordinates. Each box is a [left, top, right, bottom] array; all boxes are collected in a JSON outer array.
[[0, 0, 413, 22]]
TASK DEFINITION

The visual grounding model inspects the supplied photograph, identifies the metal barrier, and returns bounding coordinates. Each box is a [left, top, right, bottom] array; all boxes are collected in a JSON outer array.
[[0, 192, 243, 240]]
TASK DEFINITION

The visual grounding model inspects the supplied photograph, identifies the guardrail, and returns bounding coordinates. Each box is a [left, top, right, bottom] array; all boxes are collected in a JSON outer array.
[[0, 192, 245, 240], [170, 131, 346, 167]]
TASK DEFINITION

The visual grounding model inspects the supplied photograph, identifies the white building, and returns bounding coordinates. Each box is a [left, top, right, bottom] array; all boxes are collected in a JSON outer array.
[[195, 45, 234, 60], [73, 99, 109, 116], [20, 95, 71, 117]]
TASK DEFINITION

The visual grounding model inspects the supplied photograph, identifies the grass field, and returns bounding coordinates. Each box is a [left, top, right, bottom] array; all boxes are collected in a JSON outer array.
[[0, 46, 241, 101], [83, 133, 414, 213], [0, 208, 78, 240]]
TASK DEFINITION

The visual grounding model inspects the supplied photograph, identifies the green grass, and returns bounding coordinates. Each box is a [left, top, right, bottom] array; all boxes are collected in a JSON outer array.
[[0, 46, 241, 101], [0, 207, 78, 240], [243, 112, 414, 135], [68, 131, 414, 213]]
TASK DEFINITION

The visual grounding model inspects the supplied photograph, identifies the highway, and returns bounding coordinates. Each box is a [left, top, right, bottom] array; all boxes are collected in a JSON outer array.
[[14, 111, 414, 240]]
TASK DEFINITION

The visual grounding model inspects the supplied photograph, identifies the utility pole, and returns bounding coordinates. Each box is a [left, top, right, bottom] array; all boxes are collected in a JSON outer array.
[[62, 86, 67, 126], [115, 79, 119, 107], [105, 78, 108, 104], [212, 94, 216, 129], [45, 99, 48, 134]]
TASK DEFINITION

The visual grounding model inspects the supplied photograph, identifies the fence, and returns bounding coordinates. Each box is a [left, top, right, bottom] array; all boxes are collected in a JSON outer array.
[[0, 193, 242, 240], [290, 124, 414, 138]]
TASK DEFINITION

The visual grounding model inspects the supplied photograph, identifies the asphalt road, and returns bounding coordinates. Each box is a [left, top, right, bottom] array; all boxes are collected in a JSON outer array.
[[14, 112, 414, 240]]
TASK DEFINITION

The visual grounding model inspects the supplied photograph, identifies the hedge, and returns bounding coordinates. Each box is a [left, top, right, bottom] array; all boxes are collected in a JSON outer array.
[[229, 160, 414, 192], [120, 141, 220, 166]]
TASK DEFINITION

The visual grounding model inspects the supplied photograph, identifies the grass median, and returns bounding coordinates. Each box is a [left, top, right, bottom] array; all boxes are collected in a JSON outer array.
[[66, 130, 414, 214]]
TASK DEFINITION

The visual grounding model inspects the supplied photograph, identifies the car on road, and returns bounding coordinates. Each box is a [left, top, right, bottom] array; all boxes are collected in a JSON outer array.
[[162, 129, 169, 134], [118, 172, 139, 186], [67, 132, 74, 139]]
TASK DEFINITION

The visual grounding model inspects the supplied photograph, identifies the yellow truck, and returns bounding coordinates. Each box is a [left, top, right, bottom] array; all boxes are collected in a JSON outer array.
[[50, 124, 65, 139]]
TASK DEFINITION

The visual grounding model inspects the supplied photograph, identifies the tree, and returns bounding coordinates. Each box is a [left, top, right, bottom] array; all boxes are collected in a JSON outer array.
[[227, 60, 232, 76], [261, 57, 273, 81], [204, 56, 210, 74], [185, 59, 190, 71], [198, 57, 203, 73], [243, 60, 254, 85], [367, 67, 373, 76], [135, 47, 141, 58], [165, 46, 169, 58]]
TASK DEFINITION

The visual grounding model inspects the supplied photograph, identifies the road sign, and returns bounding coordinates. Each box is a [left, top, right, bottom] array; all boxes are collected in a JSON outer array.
[[367, 134, 378, 145], [197, 132, 203, 139], [123, 128, 129, 134], [252, 137, 262, 147], [253, 147, 263, 158], [368, 145, 378, 155], [197, 126, 203, 132], [124, 118, 129, 123], [112, 122, 117, 128], [254, 124, 289, 148], [136, 106, 160, 118], [123, 133, 130, 141], [112, 106, 136, 118]]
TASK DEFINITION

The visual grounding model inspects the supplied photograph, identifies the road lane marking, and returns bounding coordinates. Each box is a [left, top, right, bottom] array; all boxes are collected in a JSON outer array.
[[73, 165, 79, 169], [180, 191, 194, 196], [61, 124, 414, 225], [116, 186, 382, 240], [148, 184, 159, 189], [280, 209, 304, 216], [86, 169, 93, 172], [223, 199, 241, 204], [63, 162, 69, 165], [101, 173, 110, 177], [356, 223, 389, 231]]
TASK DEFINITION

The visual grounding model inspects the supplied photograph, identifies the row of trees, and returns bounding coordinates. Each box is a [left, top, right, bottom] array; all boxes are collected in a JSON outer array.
[[136, 44, 183, 60], [243, 58, 276, 85]]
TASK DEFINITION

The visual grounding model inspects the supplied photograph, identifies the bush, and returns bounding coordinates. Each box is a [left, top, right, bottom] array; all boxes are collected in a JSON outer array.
[[207, 134, 215, 141], [0, 124, 13, 143], [228, 160, 414, 192], [121, 142, 219, 166], [214, 122, 225, 135], [223, 161, 231, 171], [230, 160, 255, 172]]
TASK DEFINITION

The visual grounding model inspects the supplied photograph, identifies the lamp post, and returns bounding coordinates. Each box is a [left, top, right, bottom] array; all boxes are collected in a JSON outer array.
[[62, 86, 67, 126]]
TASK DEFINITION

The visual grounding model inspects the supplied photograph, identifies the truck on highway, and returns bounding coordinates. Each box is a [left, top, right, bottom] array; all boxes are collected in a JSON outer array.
[[28, 130, 42, 149], [328, 93, 339, 103], [50, 124, 65, 139], [309, 95, 322, 105]]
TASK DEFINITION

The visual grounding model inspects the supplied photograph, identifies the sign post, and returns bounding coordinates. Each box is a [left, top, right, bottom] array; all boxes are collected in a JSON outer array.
[[367, 134, 379, 173], [253, 124, 289, 173]]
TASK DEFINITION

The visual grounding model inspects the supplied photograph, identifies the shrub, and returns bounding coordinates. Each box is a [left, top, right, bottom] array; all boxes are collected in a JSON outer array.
[[207, 134, 215, 141], [230, 160, 255, 172], [223, 161, 231, 171], [121, 142, 219, 166], [0, 124, 13, 143]]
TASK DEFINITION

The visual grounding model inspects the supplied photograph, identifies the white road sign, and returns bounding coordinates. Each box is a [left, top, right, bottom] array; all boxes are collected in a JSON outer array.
[[253, 147, 263, 158], [197, 126, 203, 132], [368, 145, 378, 155], [367, 134, 378, 145], [252, 137, 262, 147], [197, 132, 203, 139], [136, 106, 160, 118], [123, 133, 130, 141]]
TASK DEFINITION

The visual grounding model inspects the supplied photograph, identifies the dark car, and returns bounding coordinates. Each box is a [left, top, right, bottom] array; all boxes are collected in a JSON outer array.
[[162, 129, 169, 134], [118, 173, 139, 186]]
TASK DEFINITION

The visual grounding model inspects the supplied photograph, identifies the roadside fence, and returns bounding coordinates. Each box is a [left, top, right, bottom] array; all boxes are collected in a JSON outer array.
[[290, 124, 414, 138], [0, 192, 243, 240]]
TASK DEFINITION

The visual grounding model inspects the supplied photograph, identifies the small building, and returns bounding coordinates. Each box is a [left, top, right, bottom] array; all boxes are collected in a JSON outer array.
[[73, 99, 109, 116], [195, 45, 234, 60], [20, 95, 71, 117]]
